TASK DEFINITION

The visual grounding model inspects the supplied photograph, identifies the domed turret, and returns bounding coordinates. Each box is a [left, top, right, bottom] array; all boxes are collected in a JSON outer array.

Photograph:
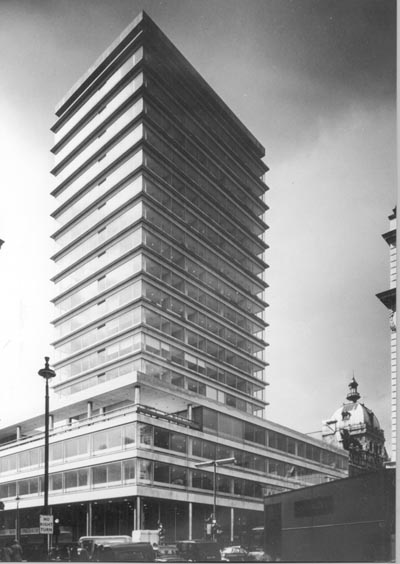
[[322, 377, 388, 475]]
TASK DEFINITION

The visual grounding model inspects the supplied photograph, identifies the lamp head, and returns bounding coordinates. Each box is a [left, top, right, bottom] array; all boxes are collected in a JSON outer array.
[[38, 356, 56, 380]]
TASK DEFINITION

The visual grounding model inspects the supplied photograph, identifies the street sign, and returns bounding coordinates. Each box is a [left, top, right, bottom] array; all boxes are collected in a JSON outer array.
[[39, 514, 53, 534]]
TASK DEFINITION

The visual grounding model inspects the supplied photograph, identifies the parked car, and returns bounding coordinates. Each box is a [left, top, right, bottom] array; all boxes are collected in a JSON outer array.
[[155, 544, 186, 562], [176, 540, 221, 562], [93, 541, 155, 562], [78, 536, 132, 561], [221, 545, 248, 562]]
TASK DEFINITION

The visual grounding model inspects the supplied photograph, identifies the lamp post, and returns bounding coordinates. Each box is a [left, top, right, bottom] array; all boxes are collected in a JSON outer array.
[[195, 457, 236, 539], [15, 496, 20, 541], [38, 356, 56, 556]]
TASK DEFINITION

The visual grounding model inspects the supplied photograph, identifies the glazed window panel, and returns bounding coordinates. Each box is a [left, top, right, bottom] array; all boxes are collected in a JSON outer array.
[[288, 438, 296, 455], [192, 469, 213, 491], [170, 373, 184, 387], [107, 462, 122, 483], [123, 459, 136, 482], [65, 436, 89, 460], [0, 482, 16, 498], [233, 479, 244, 496], [154, 428, 169, 450], [123, 423, 136, 446], [171, 466, 187, 486], [217, 475, 231, 493], [216, 445, 232, 460], [138, 459, 152, 480], [154, 461, 169, 483], [65, 470, 79, 490], [93, 427, 122, 453], [18, 451, 31, 471], [93, 430, 108, 452], [219, 414, 233, 438], [50, 473, 63, 491], [206, 387, 217, 400], [28, 477, 39, 494], [0, 455, 17, 474], [170, 433, 187, 453], [296, 441, 305, 458], [18, 479, 29, 496], [92, 465, 107, 486], [78, 469, 89, 487], [139, 424, 153, 446], [50, 443, 63, 463], [201, 408, 218, 432], [203, 441, 216, 460], [254, 427, 266, 446]]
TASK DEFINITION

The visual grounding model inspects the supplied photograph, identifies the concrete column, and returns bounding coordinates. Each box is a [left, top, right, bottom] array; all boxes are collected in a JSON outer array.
[[87, 401, 93, 419], [99, 407, 105, 416], [189, 502, 193, 540], [135, 497, 141, 530], [49, 415, 54, 431], [86, 502, 92, 536], [16, 426, 21, 440], [134, 385, 141, 405], [230, 507, 234, 543], [187, 404, 193, 420]]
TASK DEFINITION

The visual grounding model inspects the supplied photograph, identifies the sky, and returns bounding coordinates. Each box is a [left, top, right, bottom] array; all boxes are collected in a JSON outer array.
[[0, 0, 396, 451]]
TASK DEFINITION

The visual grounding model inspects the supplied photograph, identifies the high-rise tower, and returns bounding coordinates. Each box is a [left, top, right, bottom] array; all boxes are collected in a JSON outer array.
[[0, 13, 348, 549], [50, 11, 269, 419]]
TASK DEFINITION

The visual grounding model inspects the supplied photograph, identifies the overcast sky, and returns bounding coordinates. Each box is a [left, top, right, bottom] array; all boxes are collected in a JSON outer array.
[[0, 0, 396, 451]]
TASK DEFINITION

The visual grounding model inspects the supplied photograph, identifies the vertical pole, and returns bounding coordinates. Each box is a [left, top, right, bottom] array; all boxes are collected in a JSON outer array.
[[174, 507, 177, 542], [230, 507, 234, 543], [38, 357, 56, 562], [44, 377, 49, 513], [213, 461, 217, 540], [86, 502, 92, 536], [44, 376, 50, 559], [15, 498, 19, 541], [188, 503, 192, 541], [136, 497, 141, 529]]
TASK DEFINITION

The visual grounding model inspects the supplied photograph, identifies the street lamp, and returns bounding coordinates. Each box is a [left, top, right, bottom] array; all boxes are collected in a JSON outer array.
[[195, 457, 236, 539], [38, 357, 56, 515], [15, 496, 20, 541]]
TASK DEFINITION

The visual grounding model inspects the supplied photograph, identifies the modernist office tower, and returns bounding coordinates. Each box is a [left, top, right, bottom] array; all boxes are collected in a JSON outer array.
[[377, 207, 397, 462], [0, 13, 347, 549]]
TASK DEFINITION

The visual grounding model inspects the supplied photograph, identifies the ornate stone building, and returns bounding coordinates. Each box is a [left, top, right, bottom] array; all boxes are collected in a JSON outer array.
[[376, 206, 397, 462], [322, 378, 387, 476]]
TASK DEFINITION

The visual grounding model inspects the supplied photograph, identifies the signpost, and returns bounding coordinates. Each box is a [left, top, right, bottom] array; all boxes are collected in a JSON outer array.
[[40, 514, 53, 535]]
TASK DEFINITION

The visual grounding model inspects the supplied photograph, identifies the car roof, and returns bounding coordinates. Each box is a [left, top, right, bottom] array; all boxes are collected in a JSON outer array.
[[104, 542, 153, 549]]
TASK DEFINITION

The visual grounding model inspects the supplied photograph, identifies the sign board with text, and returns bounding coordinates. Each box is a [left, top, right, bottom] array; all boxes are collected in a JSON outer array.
[[39, 514, 53, 534]]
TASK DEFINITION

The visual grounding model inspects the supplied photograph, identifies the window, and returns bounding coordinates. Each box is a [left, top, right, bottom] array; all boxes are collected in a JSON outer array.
[[154, 428, 169, 450], [50, 474, 63, 491], [139, 424, 152, 446], [154, 462, 169, 483], [123, 460, 135, 482], [92, 465, 107, 486], [50, 443, 63, 463], [171, 466, 187, 486], [65, 436, 89, 460], [124, 423, 136, 446], [93, 427, 121, 452], [138, 460, 152, 481]]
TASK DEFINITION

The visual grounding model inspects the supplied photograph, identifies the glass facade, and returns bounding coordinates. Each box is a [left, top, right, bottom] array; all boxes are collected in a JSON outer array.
[[50, 24, 269, 414], [0, 419, 345, 503]]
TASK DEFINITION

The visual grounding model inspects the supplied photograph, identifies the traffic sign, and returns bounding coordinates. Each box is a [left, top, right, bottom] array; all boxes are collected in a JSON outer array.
[[39, 514, 53, 534]]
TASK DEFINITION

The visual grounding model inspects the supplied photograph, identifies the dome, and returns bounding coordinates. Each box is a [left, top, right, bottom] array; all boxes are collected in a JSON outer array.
[[322, 377, 386, 451], [329, 402, 382, 433]]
